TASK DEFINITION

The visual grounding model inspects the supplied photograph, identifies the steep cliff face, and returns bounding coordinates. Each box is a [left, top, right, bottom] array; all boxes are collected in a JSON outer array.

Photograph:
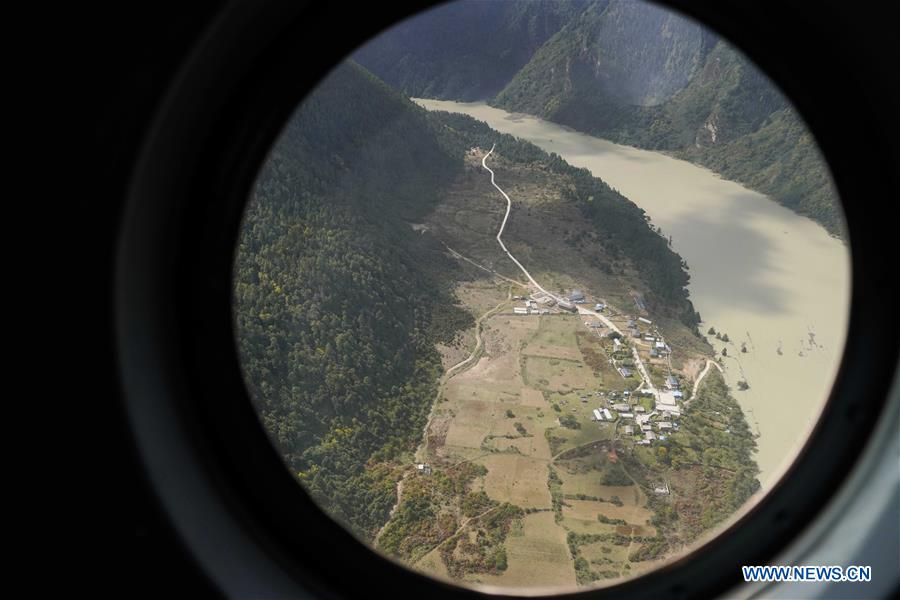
[[352, 0, 590, 101], [493, 11, 785, 153], [492, 1, 713, 115], [571, 0, 715, 107]]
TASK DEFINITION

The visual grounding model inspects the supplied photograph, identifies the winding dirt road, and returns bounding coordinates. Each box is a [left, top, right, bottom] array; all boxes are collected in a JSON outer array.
[[482, 145, 563, 302], [691, 359, 724, 400]]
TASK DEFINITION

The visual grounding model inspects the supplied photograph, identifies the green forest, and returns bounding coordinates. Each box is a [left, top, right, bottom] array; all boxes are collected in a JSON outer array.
[[233, 62, 473, 539]]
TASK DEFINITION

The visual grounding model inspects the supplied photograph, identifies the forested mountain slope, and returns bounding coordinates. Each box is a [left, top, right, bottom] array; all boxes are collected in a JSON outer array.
[[353, 0, 590, 101], [234, 61, 474, 539], [234, 60, 699, 541]]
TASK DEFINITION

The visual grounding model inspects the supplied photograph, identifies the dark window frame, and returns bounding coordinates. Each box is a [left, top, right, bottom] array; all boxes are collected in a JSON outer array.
[[114, 1, 900, 597]]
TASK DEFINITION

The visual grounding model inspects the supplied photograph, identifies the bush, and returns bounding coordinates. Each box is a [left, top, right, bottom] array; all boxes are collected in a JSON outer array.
[[597, 514, 627, 525], [560, 415, 581, 429]]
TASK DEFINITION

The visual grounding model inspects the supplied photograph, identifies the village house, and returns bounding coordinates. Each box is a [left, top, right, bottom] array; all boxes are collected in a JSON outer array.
[[558, 299, 577, 312]]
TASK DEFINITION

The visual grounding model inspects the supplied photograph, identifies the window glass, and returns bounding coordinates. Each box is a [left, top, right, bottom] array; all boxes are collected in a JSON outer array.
[[233, 0, 849, 592]]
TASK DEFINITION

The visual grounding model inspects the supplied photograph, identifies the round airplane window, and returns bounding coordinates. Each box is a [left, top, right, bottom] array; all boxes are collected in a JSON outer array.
[[232, 0, 850, 593]]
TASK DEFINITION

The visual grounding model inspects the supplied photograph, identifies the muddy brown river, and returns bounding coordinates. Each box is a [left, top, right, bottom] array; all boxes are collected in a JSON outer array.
[[415, 99, 851, 490]]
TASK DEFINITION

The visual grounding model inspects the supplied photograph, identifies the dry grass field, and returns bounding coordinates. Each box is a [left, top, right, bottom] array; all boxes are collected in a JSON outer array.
[[478, 454, 552, 509], [475, 511, 576, 590]]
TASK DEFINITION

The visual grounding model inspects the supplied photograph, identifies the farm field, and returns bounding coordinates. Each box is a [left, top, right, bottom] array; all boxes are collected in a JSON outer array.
[[409, 285, 670, 587]]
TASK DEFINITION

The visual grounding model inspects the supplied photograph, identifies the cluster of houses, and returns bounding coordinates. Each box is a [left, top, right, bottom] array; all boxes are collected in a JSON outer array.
[[512, 286, 687, 447], [584, 382, 682, 445], [633, 404, 680, 445], [513, 289, 610, 315], [513, 297, 551, 316], [511, 290, 588, 315], [654, 377, 683, 417], [618, 317, 672, 361]]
